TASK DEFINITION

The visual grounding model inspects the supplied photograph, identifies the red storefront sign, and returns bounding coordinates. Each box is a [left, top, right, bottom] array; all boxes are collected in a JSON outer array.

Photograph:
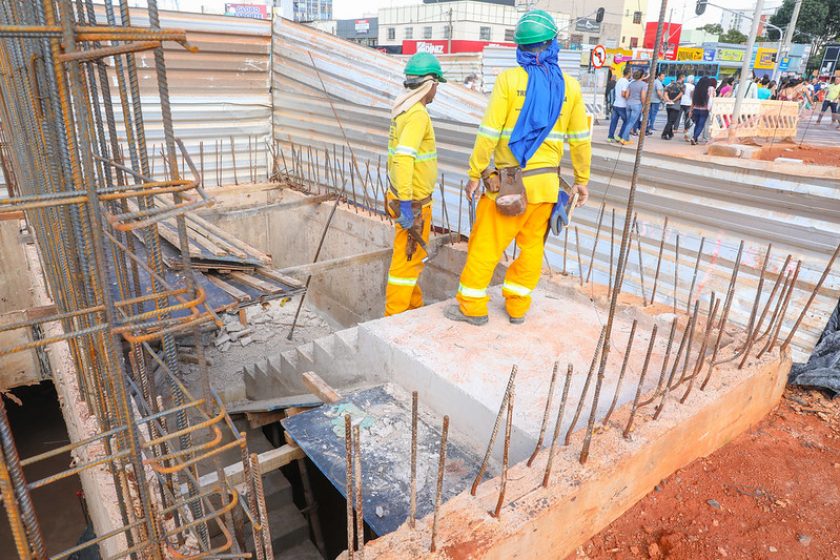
[[402, 39, 515, 55], [642, 22, 681, 60]]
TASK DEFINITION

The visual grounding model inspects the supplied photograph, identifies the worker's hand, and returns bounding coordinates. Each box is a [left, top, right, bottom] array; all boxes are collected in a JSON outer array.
[[396, 200, 415, 230], [465, 178, 480, 202], [573, 184, 589, 206]]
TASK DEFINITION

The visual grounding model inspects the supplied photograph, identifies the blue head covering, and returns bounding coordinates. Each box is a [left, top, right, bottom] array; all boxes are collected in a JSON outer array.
[[508, 39, 565, 168]]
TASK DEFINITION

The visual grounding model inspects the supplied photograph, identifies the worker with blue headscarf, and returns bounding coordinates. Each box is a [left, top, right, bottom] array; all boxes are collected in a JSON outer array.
[[446, 9, 591, 326]]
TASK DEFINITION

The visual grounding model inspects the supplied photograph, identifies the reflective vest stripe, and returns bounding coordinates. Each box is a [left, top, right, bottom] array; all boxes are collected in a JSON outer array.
[[458, 283, 487, 298], [502, 281, 532, 297], [388, 275, 418, 287]]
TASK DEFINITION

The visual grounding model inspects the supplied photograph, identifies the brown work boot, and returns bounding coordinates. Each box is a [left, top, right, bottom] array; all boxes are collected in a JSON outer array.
[[444, 304, 488, 326]]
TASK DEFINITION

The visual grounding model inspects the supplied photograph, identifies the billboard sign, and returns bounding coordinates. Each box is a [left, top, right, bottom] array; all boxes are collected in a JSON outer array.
[[642, 21, 681, 60], [402, 39, 515, 55], [354, 19, 370, 33], [717, 48, 744, 62], [225, 3, 269, 19], [754, 47, 776, 69]]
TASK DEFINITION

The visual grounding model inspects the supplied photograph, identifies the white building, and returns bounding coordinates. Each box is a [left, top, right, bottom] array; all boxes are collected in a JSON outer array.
[[719, 1, 783, 36], [540, 0, 646, 49], [378, 1, 567, 54]]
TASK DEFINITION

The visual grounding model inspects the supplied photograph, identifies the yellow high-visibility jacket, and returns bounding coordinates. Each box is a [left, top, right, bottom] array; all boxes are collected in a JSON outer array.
[[388, 102, 437, 201], [468, 67, 592, 204]]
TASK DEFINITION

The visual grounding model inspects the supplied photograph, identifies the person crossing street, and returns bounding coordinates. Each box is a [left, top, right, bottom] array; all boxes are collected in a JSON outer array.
[[384, 52, 446, 316], [445, 9, 591, 326]]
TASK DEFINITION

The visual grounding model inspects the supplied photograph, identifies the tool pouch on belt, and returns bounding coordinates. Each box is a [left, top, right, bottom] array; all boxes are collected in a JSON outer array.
[[495, 167, 527, 217], [481, 167, 501, 193]]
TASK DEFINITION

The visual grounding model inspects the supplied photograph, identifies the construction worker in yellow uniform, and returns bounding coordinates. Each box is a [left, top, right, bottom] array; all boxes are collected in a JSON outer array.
[[384, 53, 446, 316], [446, 10, 591, 326]]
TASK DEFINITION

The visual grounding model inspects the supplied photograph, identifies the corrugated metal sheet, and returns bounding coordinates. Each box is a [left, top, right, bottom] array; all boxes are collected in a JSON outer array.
[[481, 45, 583, 92], [396, 53, 483, 88], [272, 18, 838, 361], [96, 6, 272, 185]]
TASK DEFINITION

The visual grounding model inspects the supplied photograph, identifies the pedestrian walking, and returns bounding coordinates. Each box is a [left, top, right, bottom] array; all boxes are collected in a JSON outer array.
[[625, 70, 647, 140], [607, 67, 631, 143], [661, 73, 685, 140], [680, 75, 695, 131], [605, 70, 616, 118], [689, 76, 715, 145], [816, 76, 839, 126]]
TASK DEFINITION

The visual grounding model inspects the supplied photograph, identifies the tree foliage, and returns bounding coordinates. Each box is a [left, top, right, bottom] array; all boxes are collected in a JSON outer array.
[[770, 0, 840, 55], [699, 23, 724, 35], [719, 28, 748, 43]]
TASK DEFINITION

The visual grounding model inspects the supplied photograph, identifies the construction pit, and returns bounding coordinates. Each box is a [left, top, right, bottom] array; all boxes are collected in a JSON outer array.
[[1, 7, 838, 560], [189, 183, 793, 559]]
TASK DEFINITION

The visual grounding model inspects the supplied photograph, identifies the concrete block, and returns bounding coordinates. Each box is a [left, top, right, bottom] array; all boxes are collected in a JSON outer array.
[[279, 351, 300, 378], [707, 143, 743, 158], [295, 343, 315, 369], [268, 502, 309, 552], [334, 327, 359, 356], [774, 157, 803, 164]]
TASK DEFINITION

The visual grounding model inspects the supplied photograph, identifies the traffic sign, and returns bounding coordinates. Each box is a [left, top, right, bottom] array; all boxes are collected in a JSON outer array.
[[591, 44, 607, 69]]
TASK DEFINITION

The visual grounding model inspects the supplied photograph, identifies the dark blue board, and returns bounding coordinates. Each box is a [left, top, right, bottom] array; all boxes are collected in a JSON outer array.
[[282, 384, 489, 536]]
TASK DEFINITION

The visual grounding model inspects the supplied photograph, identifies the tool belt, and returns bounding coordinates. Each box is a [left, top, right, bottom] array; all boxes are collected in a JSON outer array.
[[482, 166, 561, 217], [386, 188, 431, 260]]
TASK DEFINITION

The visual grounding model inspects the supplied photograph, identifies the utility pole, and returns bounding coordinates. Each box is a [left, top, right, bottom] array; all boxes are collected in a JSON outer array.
[[447, 7, 453, 54], [773, 0, 803, 81], [729, 0, 764, 143]]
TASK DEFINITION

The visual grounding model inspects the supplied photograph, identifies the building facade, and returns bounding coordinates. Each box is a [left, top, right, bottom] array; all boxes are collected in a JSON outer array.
[[293, 0, 332, 22], [306, 18, 379, 48], [540, 0, 645, 49], [377, 1, 567, 54]]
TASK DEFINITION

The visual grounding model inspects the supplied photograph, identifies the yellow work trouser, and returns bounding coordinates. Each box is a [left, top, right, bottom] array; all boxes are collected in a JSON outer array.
[[456, 195, 552, 318], [385, 195, 433, 317]]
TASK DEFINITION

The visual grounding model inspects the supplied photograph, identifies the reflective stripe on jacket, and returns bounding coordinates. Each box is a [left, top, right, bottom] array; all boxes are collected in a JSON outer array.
[[387, 102, 437, 201]]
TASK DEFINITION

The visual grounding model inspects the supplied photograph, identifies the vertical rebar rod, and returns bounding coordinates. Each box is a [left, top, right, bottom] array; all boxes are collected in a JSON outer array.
[[344, 414, 354, 560], [492, 389, 514, 518], [681, 295, 720, 403], [527, 361, 560, 467], [564, 327, 606, 446], [471, 365, 517, 496], [623, 324, 658, 438], [685, 236, 706, 313], [650, 217, 669, 304], [353, 425, 364, 558], [575, 226, 584, 286], [738, 243, 772, 368], [633, 215, 648, 306], [429, 415, 449, 553], [603, 319, 638, 425], [542, 364, 574, 487], [585, 202, 607, 284], [409, 391, 418, 530]]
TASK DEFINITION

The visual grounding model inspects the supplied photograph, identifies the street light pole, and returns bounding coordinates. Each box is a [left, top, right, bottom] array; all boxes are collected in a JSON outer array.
[[773, 0, 803, 81], [729, 0, 764, 143]]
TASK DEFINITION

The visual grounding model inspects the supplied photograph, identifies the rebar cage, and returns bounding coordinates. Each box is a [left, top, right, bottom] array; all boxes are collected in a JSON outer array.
[[0, 1, 271, 559]]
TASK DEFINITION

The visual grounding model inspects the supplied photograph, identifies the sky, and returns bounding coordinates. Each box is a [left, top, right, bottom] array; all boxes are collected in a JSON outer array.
[[145, 0, 776, 30]]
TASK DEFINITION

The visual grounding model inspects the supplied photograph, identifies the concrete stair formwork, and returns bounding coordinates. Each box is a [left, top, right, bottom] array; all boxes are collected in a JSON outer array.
[[243, 327, 373, 401]]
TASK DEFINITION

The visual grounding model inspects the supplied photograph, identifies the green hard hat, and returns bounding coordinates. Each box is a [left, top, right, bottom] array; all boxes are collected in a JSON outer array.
[[514, 9, 558, 45], [404, 52, 447, 83]]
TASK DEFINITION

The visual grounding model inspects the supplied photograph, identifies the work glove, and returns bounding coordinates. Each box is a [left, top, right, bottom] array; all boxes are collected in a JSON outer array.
[[549, 190, 571, 236], [396, 200, 415, 230]]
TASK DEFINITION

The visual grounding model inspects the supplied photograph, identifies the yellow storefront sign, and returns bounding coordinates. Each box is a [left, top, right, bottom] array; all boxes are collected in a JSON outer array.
[[676, 47, 703, 61], [717, 48, 743, 62], [754, 47, 776, 69]]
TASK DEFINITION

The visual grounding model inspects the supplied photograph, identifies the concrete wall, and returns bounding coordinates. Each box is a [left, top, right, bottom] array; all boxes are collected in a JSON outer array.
[[0, 220, 41, 390], [202, 185, 504, 327]]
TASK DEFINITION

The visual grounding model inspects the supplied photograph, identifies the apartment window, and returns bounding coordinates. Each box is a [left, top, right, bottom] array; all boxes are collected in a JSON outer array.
[[443, 25, 451, 39], [405, 26, 413, 39], [479, 26, 491, 41], [589, 36, 600, 45], [504, 28, 515, 42], [570, 34, 583, 46], [387, 27, 395, 40], [423, 26, 432, 39], [633, 11, 642, 24], [630, 37, 639, 47], [622, 36, 626, 43]]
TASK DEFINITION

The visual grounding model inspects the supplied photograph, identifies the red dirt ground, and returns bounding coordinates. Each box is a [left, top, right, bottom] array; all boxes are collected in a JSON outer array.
[[568, 387, 840, 560], [754, 144, 840, 166]]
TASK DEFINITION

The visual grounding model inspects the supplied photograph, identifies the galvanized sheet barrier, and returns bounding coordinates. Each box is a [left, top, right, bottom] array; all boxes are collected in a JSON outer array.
[[273, 19, 839, 361]]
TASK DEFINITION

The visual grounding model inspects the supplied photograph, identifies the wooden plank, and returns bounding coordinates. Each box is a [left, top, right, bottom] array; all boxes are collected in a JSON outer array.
[[229, 271, 283, 294], [206, 274, 252, 303], [301, 371, 341, 403], [228, 394, 322, 414], [0, 211, 24, 221], [196, 444, 304, 491], [277, 248, 392, 278], [185, 212, 272, 265], [255, 267, 305, 290], [245, 410, 286, 429]]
